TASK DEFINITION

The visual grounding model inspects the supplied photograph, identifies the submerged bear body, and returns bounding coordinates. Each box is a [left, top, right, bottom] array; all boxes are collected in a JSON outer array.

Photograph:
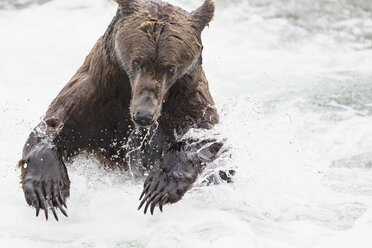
[[19, 0, 226, 220]]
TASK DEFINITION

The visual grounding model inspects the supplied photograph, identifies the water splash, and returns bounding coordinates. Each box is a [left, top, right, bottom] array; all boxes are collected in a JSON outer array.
[[122, 121, 159, 181]]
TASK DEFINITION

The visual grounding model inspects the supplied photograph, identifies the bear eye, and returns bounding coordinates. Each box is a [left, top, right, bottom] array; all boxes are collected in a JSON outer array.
[[167, 66, 175, 75], [132, 60, 141, 71]]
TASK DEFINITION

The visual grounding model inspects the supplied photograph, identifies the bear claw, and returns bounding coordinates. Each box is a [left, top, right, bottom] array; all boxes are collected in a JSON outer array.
[[23, 179, 69, 221]]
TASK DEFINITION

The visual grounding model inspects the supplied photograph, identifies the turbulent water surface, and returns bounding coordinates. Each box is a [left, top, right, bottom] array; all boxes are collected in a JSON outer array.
[[1, 0, 372, 247]]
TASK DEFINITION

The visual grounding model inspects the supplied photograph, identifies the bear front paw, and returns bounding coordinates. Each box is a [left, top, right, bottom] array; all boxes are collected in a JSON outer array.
[[138, 166, 191, 215], [22, 177, 70, 221], [19, 142, 70, 221]]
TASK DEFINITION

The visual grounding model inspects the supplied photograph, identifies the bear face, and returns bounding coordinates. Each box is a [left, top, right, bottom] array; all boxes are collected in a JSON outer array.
[[113, 0, 215, 127]]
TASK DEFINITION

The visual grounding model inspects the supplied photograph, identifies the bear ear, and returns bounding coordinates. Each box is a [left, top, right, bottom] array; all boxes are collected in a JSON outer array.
[[191, 0, 216, 32], [114, 0, 140, 15]]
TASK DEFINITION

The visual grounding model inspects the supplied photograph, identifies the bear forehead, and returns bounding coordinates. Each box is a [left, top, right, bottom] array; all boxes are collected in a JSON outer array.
[[143, 1, 190, 23], [117, 6, 201, 67], [119, 1, 192, 32]]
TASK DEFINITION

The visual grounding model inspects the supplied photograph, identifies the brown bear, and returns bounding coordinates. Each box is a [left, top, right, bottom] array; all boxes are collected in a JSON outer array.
[[18, 0, 225, 221]]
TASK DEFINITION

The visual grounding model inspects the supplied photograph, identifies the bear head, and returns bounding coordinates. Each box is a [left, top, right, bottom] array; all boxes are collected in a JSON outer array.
[[113, 0, 215, 127]]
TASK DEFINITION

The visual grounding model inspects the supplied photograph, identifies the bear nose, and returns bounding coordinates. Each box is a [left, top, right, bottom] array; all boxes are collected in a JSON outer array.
[[133, 110, 154, 127]]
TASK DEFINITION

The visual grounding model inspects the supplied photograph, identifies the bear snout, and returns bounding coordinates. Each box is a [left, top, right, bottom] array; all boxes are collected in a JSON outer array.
[[133, 109, 155, 127]]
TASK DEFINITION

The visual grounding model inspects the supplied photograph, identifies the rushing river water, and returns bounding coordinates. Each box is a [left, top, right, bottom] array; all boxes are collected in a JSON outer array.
[[1, 0, 372, 247]]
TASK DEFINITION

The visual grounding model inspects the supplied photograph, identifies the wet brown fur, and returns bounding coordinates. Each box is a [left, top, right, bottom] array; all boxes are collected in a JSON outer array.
[[19, 0, 221, 218], [42, 0, 217, 164]]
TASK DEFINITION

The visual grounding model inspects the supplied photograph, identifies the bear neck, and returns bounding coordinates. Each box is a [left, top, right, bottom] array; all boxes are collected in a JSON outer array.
[[82, 9, 129, 89], [83, 38, 126, 87]]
